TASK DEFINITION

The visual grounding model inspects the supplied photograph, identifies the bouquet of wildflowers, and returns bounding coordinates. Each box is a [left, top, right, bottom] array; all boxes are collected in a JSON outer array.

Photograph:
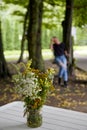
[[12, 60, 54, 115]]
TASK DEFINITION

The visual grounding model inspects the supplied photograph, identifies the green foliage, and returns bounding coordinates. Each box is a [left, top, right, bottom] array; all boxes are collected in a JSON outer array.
[[2, 19, 12, 50], [73, 0, 87, 27], [1, 1, 27, 19], [75, 26, 87, 45], [2, 19, 23, 50], [43, 1, 65, 29], [1, 0, 87, 51], [2, 17, 62, 50], [3, 0, 28, 7], [12, 10, 25, 16], [13, 21, 21, 50], [42, 25, 62, 49], [45, 0, 65, 6], [2, 0, 87, 27]]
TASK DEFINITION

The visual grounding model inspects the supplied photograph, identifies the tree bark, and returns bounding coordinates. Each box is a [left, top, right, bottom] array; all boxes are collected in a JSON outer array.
[[17, 3, 29, 63], [27, 0, 44, 71], [63, 0, 73, 50], [0, 21, 10, 78], [62, 0, 74, 75], [35, 0, 45, 71]]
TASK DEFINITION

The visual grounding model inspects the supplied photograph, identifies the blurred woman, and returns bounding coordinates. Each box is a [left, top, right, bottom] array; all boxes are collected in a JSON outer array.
[[50, 36, 69, 87]]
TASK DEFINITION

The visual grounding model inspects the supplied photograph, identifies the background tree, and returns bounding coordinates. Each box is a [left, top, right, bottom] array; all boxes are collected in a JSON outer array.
[[62, 0, 74, 75], [17, 2, 29, 63], [27, 0, 44, 70], [62, 0, 87, 75], [35, 0, 45, 70], [0, 21, 10, 78]]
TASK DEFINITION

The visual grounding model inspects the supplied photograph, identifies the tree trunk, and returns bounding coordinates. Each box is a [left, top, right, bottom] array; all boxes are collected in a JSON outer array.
[[62, 0, 74, 75], [27, 0, 44, 71], [17, 3, 29, 63], [35, 0, 45, 71], [0, 21, 10, 78], [27, 0, 39, 67]]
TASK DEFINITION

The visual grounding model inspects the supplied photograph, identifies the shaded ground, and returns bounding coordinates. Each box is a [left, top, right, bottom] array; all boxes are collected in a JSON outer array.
[[0, 59, 87, 113]]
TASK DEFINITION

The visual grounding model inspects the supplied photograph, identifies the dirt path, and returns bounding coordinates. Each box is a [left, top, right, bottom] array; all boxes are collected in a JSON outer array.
[[0, 59, 87, 113]]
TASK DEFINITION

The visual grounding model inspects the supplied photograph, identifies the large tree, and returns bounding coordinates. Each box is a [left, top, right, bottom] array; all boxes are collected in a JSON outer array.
[[17, 2, 29, 63], [27, 0, 44, 71], [62, 0, 74, 75], [0, 21, 10, 78], [35, 0, 45, 70]]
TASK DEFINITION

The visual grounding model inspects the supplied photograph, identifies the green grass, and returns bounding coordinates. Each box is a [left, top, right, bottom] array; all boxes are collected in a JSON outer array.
[[42, 49, 53, 59], [4, 49, 53, 61], [4, 50, 28, 62], [4, 46, 87, 62], [74, 45, 87, 50]]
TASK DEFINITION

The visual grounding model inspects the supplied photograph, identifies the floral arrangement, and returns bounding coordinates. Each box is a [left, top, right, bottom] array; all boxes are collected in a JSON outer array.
[[12, 60, 54, 114]]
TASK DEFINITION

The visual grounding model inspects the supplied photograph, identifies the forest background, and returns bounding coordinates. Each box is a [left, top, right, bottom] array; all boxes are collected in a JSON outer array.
[[0, 0, 87, 112], [1, 0, 87, 51]]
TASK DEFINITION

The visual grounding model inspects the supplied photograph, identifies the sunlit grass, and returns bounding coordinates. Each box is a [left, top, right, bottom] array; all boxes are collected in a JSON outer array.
[[4, 49, 54, 61], [4, 46, 87, 62], [42, 49, 53, 59], [74, 45, 87, 50]]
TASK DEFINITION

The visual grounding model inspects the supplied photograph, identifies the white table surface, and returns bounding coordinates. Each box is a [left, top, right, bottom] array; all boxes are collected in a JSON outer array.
[[0, 101, 87, 130]]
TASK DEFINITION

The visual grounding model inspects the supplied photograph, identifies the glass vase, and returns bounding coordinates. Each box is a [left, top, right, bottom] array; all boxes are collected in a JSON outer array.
[[27, 109, 42, 128]]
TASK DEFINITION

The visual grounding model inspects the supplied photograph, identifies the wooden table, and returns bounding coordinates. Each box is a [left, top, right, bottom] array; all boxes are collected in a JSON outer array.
[[0, 101, 87, 130]]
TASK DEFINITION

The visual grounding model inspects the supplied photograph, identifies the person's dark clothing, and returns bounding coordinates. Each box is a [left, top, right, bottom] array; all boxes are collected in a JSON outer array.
[[53, 42, 65, 56], [52, 42, 68, 86]]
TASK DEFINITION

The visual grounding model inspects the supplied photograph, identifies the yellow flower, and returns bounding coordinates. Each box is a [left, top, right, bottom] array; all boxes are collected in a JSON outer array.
[[12, 60, 55, 113]]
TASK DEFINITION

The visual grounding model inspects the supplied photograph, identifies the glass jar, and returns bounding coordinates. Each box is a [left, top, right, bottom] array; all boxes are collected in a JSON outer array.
[[27, 109, 42, 128]]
